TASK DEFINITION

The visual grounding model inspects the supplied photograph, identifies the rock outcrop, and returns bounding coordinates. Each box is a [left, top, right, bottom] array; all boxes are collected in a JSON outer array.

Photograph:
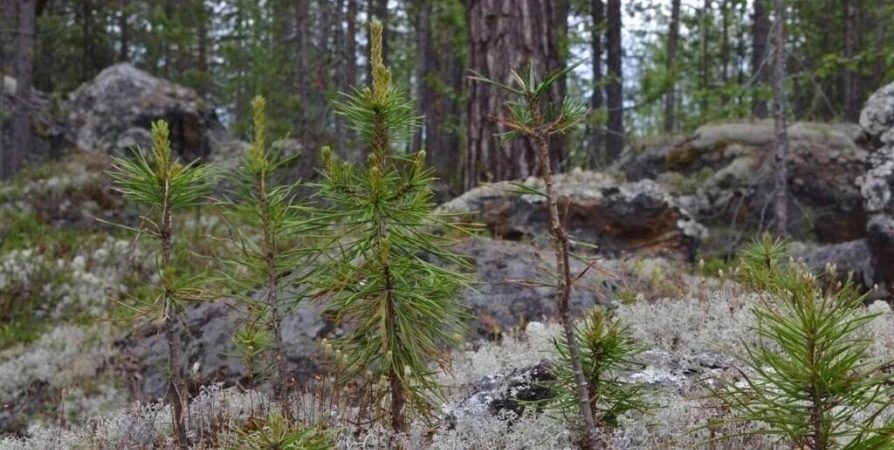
[[438, 171, 705, 262], [857, 82, 894, 294], [64, 63, 226, 161], [614, 122, 869, 251], [125, 237, 618, 400]]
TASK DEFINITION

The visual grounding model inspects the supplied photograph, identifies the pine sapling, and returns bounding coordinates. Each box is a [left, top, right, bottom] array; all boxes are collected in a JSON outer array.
[[108, 120, 216, 449], [468, 62, 602, 449], [707, 234, 894, 449], [548, 308, 653, 430], [219, 96, 313, 416], [309, 20, 474, 435]]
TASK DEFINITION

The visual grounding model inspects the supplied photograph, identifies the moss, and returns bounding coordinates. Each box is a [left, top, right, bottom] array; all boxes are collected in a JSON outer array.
[[0, 321, 43, 350]]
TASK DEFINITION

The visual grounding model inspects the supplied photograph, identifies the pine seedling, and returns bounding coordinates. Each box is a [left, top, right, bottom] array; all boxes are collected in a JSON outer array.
[[467, 62, 603, 448], [218, 96, 315, 416], [706, 234, 894, 449], [547, 308, 654, 430], [108, 120, 216, 449], [308, 20, 474, 434], [225, 411, 334, 450]]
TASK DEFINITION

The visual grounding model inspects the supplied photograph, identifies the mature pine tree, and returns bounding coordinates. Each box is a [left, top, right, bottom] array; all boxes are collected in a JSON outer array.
[[464, 0, 567, 190], [752, 0, 770, 119], [773, 0, 788, 236], [590, 0, 604, 167], [7, 0, 35, 180], [605, 0, 623, 160], [415, 0, 464, 189], [664, 0, 681, 133]]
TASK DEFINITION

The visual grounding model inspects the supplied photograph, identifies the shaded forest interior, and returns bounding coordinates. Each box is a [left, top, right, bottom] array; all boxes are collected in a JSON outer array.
[[0, 0, 892, 188]]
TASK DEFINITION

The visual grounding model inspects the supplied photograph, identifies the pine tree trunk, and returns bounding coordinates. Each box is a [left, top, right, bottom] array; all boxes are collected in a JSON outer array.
[[8, 0, 34, 181], [415, 0, 463, 189], [720, 0, 730, 107], [590, 0, 604, 167], [664, 0, 680, 134], [752, 0, 770, 119], [843, 0, 860, 122], [873, 0, 886, 87], [605, 0, 624, 161], [699, 0, 710, 116], [773, 0, 788, 236], [464, 0, 566, 190], [346, 0, 358, 89], [118, 0, 129, 61], [335, 0, 346, 153]]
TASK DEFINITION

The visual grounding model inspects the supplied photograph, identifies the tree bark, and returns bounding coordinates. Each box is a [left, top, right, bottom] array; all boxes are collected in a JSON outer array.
[[464, 0, 566, 190], [590, 0, 604, 167], [414, 0, 463, 189], [752, 0, 770, 119], [118, 0, 129, 62], [7, 0, 35, 180], [843, 0, 860, 122], [699, 0, 710, 115], [605, 0, 623, 161], [335, 0, 346, 153], [346, 0, 358, 89], [873, 0, 886, 87], [664, 0, 680, 133], [773, 0, 788, 236]]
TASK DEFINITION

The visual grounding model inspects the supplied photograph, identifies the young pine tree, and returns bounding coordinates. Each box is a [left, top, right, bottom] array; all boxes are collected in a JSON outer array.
[[548, 308, 653, 432], [108, 120, 216, 449], [708, 234, 894, 450], [309, 20, 473, 434], [468, 63, 603, 448], [219, 96, 311, 416]]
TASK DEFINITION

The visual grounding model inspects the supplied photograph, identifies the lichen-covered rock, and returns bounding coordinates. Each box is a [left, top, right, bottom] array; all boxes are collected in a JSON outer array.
[[125, 237, 620, 401], [799, 239, 874, 291], [867, 214, 894, 294], [64, 63, 224, 161], [0, 75, 69, 165], [615, 121, 869, 246], [438, 171, 705, 262], [860, 82, 894, 141], [451, 238, 616, 338], [857, 83, 894, 214]]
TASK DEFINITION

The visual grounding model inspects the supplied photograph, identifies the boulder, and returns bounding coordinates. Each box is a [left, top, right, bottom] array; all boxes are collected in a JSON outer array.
[[867, 215, 894, 294], [1, 75, 68, 165], [799, 239, 874, 291], [122, 297, 328, 402], [123, 237, 619, 400], [64, 63, 225, 161], [861, 81, 894, 143], [615, 121, 869, 246], [437, 171, 705, 262]]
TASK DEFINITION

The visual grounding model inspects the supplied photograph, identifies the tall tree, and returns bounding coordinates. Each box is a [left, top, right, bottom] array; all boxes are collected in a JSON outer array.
[[751, 0, 770, 118], [773, 0, 788, 236], [464, 0, 566, 190], [590, 0, 604, 166], [664, 0, 681, 133], [415, 0, 464, 189], [6, 0, 35, 180], [843, 0, 860, 122], [605, 0, 623, 160]]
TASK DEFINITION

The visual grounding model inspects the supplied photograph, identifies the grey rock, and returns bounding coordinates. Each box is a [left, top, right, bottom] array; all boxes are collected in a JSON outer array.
[[861, 82, 894, 140], [615, 121, 869, 246], [124, 237, 620, 401], [867, 214, 894, 293], [438, 171, 705, 262], [800, 239, 874, 291], [64, 63, 223, 161]]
